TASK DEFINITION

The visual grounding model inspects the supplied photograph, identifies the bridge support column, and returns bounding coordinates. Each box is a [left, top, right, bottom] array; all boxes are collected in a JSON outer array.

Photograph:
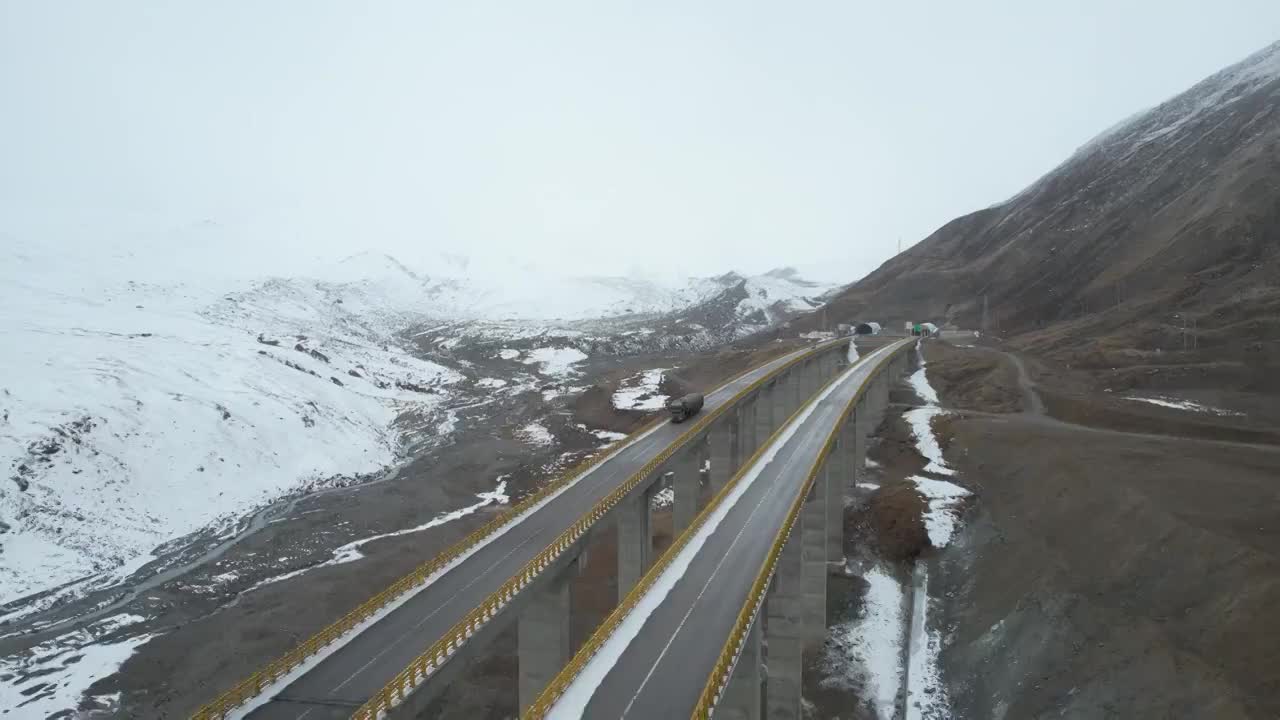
[[874, 372, 889, 417], [617, 487, 652, 598], [844, 406, 862, 487], [765, 525, 804, 720], [754, 386, 773, 447], [711, 418, 736, 492], [772, 376, 790, 424], [739, 402, 756, 458], [518, 560, 574, 713], [719, 614, 762, 720], [860, 392, 870, 466], [673, 446, 701, 535], [825, 431, 846, 564], [791, 365, 803, 412], [801, 476, 827, 647]]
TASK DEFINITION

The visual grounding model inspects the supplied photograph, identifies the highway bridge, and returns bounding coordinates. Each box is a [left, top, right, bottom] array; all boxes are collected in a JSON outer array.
[[195, 335, 913, 720]]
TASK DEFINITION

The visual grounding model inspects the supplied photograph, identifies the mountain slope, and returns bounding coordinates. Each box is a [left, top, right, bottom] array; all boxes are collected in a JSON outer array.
[[334, 250, 841, 324], [0, 248, 462, 611], [806, 41, 1280, 392]]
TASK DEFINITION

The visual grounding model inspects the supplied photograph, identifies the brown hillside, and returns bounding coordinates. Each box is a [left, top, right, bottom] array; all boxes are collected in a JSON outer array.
[[795, 42, 1280, 393]]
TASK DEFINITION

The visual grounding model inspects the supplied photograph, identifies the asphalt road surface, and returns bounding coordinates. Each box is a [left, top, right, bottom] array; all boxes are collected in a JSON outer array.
[[558, 340, 909, 719], [242, 342, 831, 719]]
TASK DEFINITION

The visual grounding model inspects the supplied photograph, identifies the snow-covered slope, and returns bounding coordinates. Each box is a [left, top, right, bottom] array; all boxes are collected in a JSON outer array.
[[332, 250, 841, 324], [0, 237, 839, 610], [0, 245, 460, 608]]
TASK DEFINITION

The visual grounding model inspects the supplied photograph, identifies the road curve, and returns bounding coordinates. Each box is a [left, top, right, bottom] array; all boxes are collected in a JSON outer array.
[[548, 340, 909, 720], [241, 342, 832, 719]]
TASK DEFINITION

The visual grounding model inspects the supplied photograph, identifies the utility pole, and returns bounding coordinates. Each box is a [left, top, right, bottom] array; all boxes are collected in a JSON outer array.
[[982, 294, 989, 333]]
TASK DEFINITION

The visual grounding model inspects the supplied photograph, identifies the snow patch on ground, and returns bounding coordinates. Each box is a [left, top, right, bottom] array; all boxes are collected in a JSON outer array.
[[904, 408, 954, 477], [1124, 396, 1244, 416], [522, 347, 587, 377], [476, 377, 508, 389], [910, 476, 972, 548], [496, 349, 521, 360], [905, 344, 954, 476], [0, 613, 154, 717], [821, 566, 905, 720], [518, 422, 555, 447], [612, 368, 669, 411], [248, 478, 511, 592], [649, 486, 675, 510], [905, 567, 949, 720], [590, 429, 627, 443]]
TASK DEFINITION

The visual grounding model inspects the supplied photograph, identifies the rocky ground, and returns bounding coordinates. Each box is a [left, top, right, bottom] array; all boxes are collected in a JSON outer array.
[[803, 335, 1280, 720], [923, 338, 1280, 719]]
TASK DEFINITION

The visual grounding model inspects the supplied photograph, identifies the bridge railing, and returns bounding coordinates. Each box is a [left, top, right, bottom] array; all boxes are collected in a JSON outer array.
[[691, 339, 913, 718], [192, 340, 841, 719]]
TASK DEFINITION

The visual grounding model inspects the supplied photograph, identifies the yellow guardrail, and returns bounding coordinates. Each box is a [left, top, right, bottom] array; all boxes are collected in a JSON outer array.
[[351, 339, 851, 719], [691, 338, 913, 719], [521, 340, 891, 719], [191, 340, 841, 719]]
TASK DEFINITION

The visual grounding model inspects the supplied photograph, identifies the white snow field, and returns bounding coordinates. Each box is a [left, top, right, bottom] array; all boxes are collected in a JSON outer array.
[[0, 244, 461, 607], [821, 565, 906, 720]]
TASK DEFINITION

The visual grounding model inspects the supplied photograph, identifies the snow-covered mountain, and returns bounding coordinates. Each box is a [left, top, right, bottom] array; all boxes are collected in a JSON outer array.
[[804, 40, 1280, 390], [0, 239, 839, 614], [323, 250, 842, 325], [0, 245, 469, 612]]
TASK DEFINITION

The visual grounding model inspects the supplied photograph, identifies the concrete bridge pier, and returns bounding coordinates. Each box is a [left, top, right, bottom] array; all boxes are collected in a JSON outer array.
[[672, 444, 702, 534], [617, 484, 653, 597], [790, 363, 804, 411], [710, 416, 737, 492], [754, 384, 774, 447], [719, 614, 762, 720], [854, 395, 871, 482], [805, 355, 821, 397], [825, 429, 847, 564], [800, 478, 827, 647], [740, 401, 758, 459], [518, 558, 576, 713], [772, 375, 791, 423], [765, 521, 805, 719]]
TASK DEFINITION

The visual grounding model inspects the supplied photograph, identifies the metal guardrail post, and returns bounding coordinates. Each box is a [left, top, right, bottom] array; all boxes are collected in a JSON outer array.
[[718, 613, 762, 720]]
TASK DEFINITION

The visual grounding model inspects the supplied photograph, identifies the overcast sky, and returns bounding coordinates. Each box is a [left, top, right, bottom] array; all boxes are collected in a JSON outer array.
[[3, 2, 1278, 282]]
